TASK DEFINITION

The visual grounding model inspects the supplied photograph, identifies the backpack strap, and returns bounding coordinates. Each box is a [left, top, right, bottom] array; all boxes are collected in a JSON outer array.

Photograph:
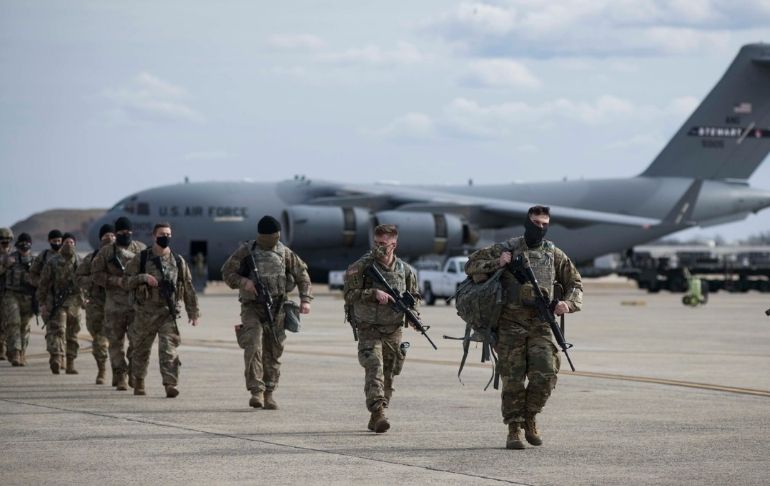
[[139, 248, 149, 274]]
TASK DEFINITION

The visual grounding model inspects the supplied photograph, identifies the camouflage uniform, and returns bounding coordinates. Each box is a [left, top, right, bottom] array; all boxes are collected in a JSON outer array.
[[0, 237, 11, 360], [36, 252, 84, 371], [91, 241, 146, 383], [76, 248, 109, 377], [344, 252, 419, 413], [465, 236, 582, 427], [221, 236, 312, 397], [28, 249, 60, 329], [124, 249, 199, 390], [1, 250, 36, 364]]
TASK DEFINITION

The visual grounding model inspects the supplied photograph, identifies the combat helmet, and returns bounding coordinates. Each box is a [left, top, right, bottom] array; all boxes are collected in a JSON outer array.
[[0, 227, 13, 240]]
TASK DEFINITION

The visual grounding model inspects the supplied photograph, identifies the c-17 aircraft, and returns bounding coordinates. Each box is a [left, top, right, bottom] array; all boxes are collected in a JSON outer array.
[[89, 43, 770, 281]]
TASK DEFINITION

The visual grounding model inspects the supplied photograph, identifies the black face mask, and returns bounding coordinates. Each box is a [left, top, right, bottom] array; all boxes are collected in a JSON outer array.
[[155, 236, 171, 249], [524, 218, 548, 248], [116, 233, 132, 247], [50, 242, 62, 251], [16, 243, 32, 252]]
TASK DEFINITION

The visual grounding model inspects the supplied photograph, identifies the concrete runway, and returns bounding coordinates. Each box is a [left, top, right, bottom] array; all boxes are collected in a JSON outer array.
[[2, 280, 769, 485]]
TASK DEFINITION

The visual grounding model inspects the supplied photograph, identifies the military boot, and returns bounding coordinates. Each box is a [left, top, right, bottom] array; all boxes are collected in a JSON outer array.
[[165, 385, 179, 398], [115, 372, 128, 391], [249, 391, 264, 408], [96, 362, 107, 385], [128, 373, 135, 389], [524, 414, 543, 446], [50, 358, 61, 375], [506, 422, 526, 450], [9, 350, 21, 367], [66, 357, 78, 375], [133, 378, 146, 396], [263, 391, 278, 410], [369, 406, 390, 433]]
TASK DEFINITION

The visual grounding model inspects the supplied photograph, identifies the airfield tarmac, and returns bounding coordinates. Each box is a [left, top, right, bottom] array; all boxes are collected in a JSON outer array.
[[1, 279, 769, 486]]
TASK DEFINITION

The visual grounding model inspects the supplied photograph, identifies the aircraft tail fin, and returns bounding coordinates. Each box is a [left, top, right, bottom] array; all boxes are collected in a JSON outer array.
[[641, 43, 770, 180]]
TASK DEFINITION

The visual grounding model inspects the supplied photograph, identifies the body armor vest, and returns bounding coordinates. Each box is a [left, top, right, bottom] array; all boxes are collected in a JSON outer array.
[[505, 237, 555, 307], [106, 241, 143, 307], [240, 241, 287, 302], [353, 257, 407, 327], [5, 252, 34, 293]]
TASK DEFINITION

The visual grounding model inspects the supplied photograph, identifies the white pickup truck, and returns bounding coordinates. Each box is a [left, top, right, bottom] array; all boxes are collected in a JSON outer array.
[[418, 256, 469, 305]]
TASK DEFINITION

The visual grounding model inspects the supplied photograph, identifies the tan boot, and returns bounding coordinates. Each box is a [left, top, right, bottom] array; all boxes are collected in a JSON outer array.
[[370, 406, 390, 434], [133, 378, 146, 396], [263, 391, 278, 410], [165, 385, 179, 398], [66, 357, 78, 374], [116, 372, 128, 391], [506, 422, 526, 450], [96, 363, 106, 385], [50, 359, 61, 375], [524, 414, 543, 446], [249, 391, 264, 408], [9, 350, 21, 367]]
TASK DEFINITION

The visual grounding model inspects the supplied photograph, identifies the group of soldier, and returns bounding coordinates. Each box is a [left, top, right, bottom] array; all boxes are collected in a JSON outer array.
[[1, 206, 582, 450]]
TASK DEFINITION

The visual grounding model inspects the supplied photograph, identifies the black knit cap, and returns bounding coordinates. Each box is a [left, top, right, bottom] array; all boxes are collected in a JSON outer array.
[[48, 229, 63, 240], [62, 232, 76, 242], [99, 224, 115, 238], [257, 215, 281, 235], [115, 217, 132, 232], [17, 232, 31, 244]]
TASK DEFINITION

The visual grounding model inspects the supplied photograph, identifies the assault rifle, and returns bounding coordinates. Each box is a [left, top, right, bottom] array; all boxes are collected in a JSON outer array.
[[153, 255, 180, 334], [510, 254, 576, 371], [365, 263, 437, 350], [243, 251, 278, 341], [47, 285, 74, 324]]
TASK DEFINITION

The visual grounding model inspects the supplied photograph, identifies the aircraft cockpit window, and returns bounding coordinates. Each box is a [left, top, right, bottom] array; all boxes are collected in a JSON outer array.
[[108, 195, 138, 213], [137, 202, 150, 215]]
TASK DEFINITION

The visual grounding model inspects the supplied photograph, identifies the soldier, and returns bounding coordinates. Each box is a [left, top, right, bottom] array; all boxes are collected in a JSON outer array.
[[221, 215, 312, 410], [37, 233, 84, 374], [464, 206, 582, 449], [1, 233, 36, 366], [0, 227, 13, 360], [76, 224, 115, 384], [29, 229, 63, 287], [343, 224, 420, 434], [91, 217, 146, 390], [124, 222, 200, 398]]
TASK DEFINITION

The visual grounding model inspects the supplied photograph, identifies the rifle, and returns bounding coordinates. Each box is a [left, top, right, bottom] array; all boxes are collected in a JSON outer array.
[[365, 263, 437, 350], [244, 251, 278, 341], [153, 255, 180, 334], [30, 288, 40, 327], [47, 286, 73, 323], [510, 254, 576, 371]]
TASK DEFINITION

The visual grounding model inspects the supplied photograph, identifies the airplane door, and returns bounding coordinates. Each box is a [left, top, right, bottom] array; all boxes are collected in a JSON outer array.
[[190, 240, 208, 291]]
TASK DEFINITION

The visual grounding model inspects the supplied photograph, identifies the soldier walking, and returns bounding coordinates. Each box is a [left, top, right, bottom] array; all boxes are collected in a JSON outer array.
[[124, 222, 199, 398], [0, 227, 14, 360], [1, 232, 36, 366], [343, 224, 420, 433], [464, 206, 583, 449], [37, 233, 84, 374], [91, 217, 146, 390], [221, 215, 312, 410], [76, 224, 115, 384]]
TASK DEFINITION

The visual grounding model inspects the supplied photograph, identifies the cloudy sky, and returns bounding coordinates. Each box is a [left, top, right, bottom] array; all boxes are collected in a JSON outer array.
[[2, 1, 770, 242]]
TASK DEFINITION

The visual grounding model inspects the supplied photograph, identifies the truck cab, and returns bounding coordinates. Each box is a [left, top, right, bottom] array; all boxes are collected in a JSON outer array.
[[418, 256, 469, 305]]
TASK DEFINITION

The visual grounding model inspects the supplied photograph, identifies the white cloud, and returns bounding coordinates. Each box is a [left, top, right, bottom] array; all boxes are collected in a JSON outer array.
[[268, 33, 326, 50], [424, 0, 768, 57], [103, 72, 204, 124], [462, 59, 541, 88], [319, 42, 424, 66], [372, 112, 437, 140]]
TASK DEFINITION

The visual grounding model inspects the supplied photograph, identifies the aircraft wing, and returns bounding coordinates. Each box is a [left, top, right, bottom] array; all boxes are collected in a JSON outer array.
[[308, 183, 660, 228]]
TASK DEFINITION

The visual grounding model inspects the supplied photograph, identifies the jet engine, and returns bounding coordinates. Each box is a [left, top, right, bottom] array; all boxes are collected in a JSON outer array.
[[282, 205, 370, 249], [372, 211, 471, 256]]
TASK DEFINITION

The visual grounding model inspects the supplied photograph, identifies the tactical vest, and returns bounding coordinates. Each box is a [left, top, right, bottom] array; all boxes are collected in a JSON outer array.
[[49, 254, 82, 307], [352, 258, 408, 328], [505, 237, 556, 307], [135, 249, 183, 306], [5, 252, 34, 293], [239, 241, 287, 302]]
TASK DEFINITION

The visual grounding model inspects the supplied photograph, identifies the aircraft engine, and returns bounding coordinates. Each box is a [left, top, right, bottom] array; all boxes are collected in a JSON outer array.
[[282, 205, 370, 249], [372, 211, 470, 256]]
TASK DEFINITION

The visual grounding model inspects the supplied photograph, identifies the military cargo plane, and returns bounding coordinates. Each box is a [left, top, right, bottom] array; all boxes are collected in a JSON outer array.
[[90, 43, 770, 280]]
